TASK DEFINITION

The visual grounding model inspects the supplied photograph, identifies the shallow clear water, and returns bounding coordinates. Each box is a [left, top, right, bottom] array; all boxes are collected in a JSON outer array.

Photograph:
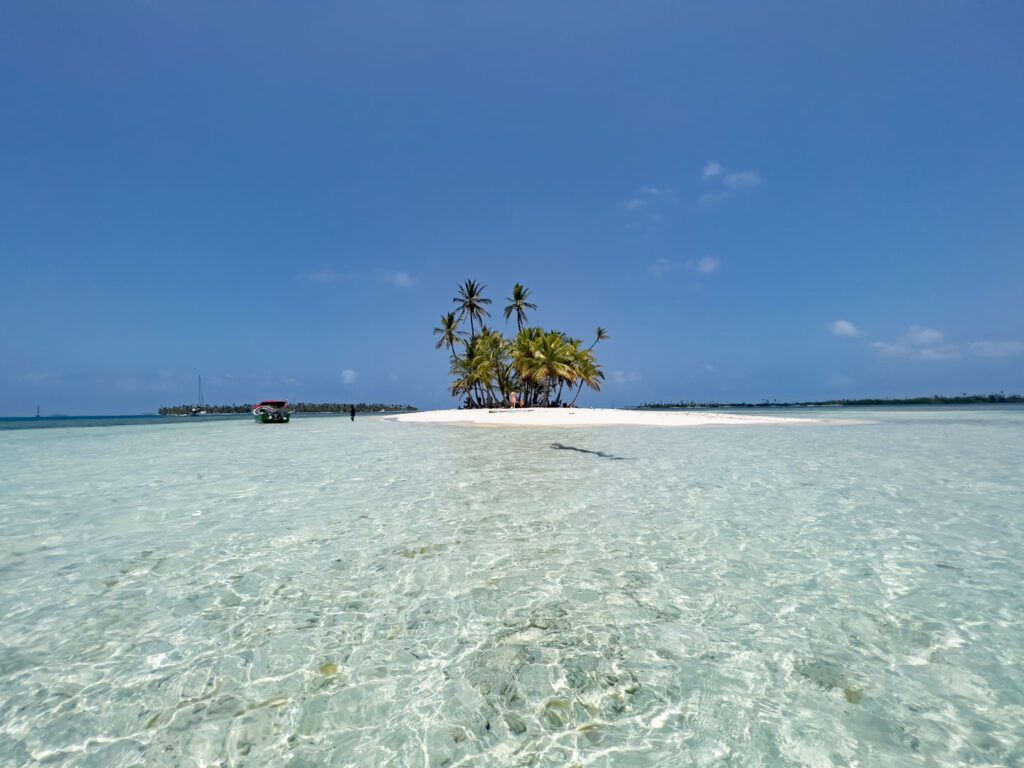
[[1, 409, 1022, 767]]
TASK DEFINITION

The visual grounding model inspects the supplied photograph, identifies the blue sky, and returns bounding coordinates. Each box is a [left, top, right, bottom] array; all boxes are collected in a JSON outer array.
[[1, 2, 1022, 414]]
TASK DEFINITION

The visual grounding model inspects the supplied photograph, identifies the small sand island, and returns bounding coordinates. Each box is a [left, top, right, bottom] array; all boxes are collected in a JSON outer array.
[[385, 407, 817, 428], [390, 280, 821, 428]]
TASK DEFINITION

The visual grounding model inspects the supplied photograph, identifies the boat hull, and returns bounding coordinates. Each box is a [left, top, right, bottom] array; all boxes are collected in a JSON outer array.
[[255, 411, 290, 423], [252, 401, 292, 423]]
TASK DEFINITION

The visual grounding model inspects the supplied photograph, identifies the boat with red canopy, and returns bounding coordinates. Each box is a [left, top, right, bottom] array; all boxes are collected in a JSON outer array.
[[252, 400, 291, 423]]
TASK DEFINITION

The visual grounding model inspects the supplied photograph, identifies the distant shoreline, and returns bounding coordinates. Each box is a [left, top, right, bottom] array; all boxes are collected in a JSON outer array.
[[4, 398, 1022, 421], [158, 402, 417, 416], [0, 412, 410, 429], [637, 394, 1023, 409]]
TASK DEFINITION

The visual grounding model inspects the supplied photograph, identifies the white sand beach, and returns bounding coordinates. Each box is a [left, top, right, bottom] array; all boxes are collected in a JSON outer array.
[[383, 407, 820, 427]]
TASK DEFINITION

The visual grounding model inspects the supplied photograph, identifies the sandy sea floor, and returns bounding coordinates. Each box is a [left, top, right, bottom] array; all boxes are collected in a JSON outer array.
[[384, 406, 825, 427], [1, 407, 1022, 766]]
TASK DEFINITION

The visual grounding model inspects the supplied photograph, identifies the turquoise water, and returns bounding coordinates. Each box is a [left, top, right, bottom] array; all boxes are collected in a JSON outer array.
[[1, 408, 1022, 766]]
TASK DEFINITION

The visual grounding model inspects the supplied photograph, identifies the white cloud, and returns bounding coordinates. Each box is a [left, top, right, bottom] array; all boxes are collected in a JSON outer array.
[[701, 161, 722, 180], [611, 370, 641, 384], [871, 326, 958, 361], [622, 186, 671, 213], [699, 161, 761, 203], [723, 171, 762, 190], [383, 271, 413, 288], [689, 256, 720, 274], [340, 369, 358, 384], [970, 340, 1024, 358], [649, 258, 673, 277], [829, 319, 862, 337], [903, 326, 944, 346]]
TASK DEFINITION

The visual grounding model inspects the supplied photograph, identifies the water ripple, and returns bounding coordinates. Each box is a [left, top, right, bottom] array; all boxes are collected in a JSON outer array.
[[1, 410, 1022, 765]]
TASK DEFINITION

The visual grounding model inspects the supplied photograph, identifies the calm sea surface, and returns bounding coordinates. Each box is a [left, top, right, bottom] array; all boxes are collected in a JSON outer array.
[[1, 408, 1021, 766]]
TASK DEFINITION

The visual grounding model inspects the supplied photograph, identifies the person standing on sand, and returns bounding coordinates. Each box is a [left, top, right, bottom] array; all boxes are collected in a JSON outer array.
[[350, 404, 356, 421], [509, 392, 517, 409]]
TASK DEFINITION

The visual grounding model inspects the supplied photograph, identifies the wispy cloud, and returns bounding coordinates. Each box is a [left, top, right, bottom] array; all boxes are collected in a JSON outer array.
[[970, 340, 1024, 358], [701, 162, 723, 180], [650, 255, 720, 278], [688, 256, 720, 275], [611, 370, 641, 384], [621, 185, 672, 214], [299, 269, 352, 283], [699, 160, 762, 204], [723, 170, 762, 190], [341, 369, 358, 384], [829, 319, 863, 337], [871, 326, 959, 361], [383, 270, 413, 288], [864, 326, 1022, 362], [649, 258, 673, 277]]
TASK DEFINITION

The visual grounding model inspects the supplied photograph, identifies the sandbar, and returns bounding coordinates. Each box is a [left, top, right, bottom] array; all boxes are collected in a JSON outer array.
[[383, 407, 822, 428]]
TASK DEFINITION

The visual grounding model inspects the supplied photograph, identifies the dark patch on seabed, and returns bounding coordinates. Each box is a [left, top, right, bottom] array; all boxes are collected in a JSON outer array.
[[550, 442, 628, 460]]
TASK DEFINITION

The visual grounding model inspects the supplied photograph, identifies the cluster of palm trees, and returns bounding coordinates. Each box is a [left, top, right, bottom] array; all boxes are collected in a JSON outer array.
[[434, 280, 607, 408]]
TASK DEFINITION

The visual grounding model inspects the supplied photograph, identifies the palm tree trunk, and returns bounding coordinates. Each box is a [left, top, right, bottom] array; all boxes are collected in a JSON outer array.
[[569, 381, 584, 406]]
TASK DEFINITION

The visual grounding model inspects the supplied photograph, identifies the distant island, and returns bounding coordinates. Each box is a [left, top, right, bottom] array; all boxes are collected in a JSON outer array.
[[158, 402, 417, 416], [637, 393, 1024, 409]]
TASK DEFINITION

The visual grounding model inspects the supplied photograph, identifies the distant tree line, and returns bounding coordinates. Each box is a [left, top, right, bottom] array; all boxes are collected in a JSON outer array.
[[158, 402, 417, 416], [637, 393, 1024, 409]]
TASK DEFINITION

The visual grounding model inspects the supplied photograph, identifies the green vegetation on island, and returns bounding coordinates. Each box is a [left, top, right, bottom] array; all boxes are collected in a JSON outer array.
[[637, 394, 1024, 409], [435, 280, 607, 408], [158, 402, 417, 416]]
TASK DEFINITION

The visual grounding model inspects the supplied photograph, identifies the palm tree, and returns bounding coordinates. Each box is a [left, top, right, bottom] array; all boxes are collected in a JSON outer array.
[[449, 352, 480, 408], [472, 328, 514, 406], [433, 312, 463, 357], [503, 283, 537, 332], [438, 281, 608, 408], [523, 331, 574, 406], [510, 327, 544, 407], [569, 347, 604, 405], [453, 280, 491, 339]]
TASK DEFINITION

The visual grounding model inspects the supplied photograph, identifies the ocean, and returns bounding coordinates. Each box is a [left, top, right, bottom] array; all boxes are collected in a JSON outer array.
[[1, 408, 1021, 766]]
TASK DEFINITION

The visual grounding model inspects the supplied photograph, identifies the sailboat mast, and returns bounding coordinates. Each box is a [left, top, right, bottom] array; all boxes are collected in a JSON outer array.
[[198, 375, 203, 406]]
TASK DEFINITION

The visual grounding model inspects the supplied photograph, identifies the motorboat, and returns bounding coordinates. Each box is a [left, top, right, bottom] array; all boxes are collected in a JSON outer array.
[[253, 400, 291, 423]]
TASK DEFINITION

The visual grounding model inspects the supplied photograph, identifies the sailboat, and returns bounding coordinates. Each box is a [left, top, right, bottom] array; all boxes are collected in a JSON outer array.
[[189, 375, 208, 416]]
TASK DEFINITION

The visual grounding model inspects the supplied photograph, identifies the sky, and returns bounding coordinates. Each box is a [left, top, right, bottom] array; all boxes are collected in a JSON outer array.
[[1, 2, 1022, 415]]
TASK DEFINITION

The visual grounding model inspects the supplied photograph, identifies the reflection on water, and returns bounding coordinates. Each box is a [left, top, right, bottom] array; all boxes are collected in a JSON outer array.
[[1, 409, 1022, 766]]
